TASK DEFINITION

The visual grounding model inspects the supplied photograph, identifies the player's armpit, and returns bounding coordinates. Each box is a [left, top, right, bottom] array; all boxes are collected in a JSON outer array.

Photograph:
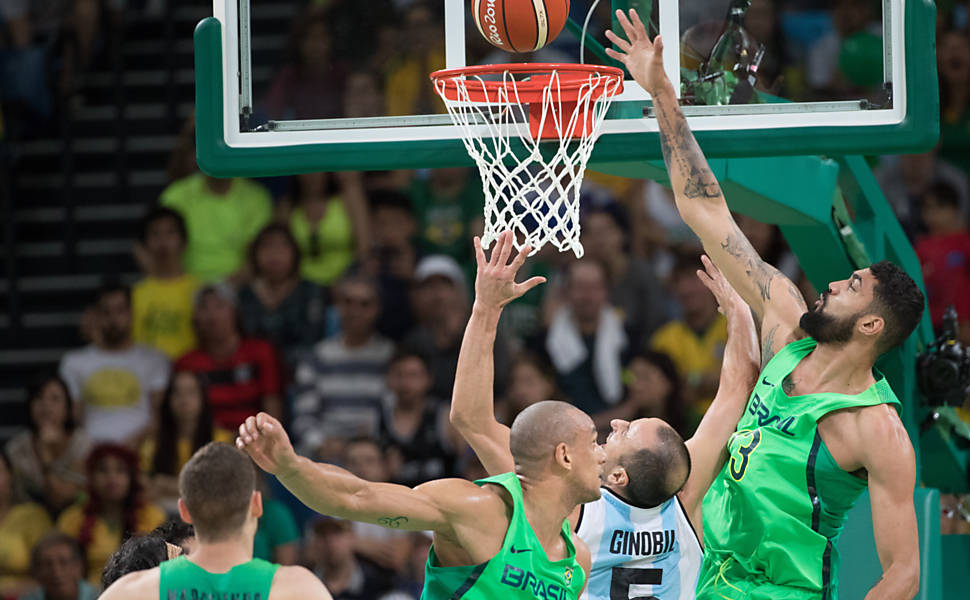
[[860, 410, 920, 600], [456, 423, 515, 476], [269, 565, 334, 600]]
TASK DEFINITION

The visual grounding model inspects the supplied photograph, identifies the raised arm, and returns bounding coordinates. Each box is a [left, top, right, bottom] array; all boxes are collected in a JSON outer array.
[[679, 256, 760, 533], [605, 10, 807, 361], [237, 412, 475, 534], [450, 231, 546, 475]]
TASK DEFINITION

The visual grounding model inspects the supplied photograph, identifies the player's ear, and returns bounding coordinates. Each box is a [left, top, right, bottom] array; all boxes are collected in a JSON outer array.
[[555, 442, 571, 471], [177, 498, 194, 524], [605, 464, 628, 488], [251, 490, 263, 518], [858, 313, 884, 338]]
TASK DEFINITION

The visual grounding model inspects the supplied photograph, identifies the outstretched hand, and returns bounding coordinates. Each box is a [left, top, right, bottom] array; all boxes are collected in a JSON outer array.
[[604, 9, 668, 96], [473, 231, 546, 312], [236, 412, 298, 476], [696, 254, 747, 316]]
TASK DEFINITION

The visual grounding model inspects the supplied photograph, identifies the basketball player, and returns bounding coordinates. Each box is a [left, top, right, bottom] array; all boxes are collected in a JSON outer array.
[[451, 231, 760, 600], [99, 442, 332, 600], [235, 343, 607, 599], [606, 10, 923, 599]]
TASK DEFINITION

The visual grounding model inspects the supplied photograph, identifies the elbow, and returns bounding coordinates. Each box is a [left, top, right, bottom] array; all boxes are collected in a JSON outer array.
[[903, 562, 920, 599], [449, 404, 473, 432]]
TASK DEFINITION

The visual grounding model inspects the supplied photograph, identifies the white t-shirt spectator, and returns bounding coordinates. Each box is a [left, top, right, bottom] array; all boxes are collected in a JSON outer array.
[[59, 345, 170, 443]]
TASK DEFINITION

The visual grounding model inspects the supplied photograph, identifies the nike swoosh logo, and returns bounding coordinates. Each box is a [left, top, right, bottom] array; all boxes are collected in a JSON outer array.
[[761, 377, 774, 387], [510, 546, 532, 554]]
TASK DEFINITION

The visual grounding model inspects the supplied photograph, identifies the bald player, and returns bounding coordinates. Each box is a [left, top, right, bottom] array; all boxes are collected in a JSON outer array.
[[236, 379, 606, 598], [99, 442, 331, 600], [451, 231, 760, 600]]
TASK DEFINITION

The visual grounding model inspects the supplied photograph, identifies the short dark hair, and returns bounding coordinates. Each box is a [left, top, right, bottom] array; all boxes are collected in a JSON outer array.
[[31, 533, 85, 577], [100, 534, 168, 589], [94, 280, 131, 307], [387, 345, 431, 373], [151, 519, 195, 547], [26, 372, 76, 434], [140, 206, 188, 245], [248, 223, 302, 279], [179, 442, 256, 541], [868, 261, 925, 354], [618, 425, 691, 508], [369, 189, 413, 214], [922, 181, 961, 211]]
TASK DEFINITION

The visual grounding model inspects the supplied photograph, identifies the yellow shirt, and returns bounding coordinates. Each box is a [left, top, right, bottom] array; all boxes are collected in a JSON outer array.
[[649, 314, 728, 393], [131, 274, 200, 358], [56, 503, 166, 586], [384, 48, 446, 116], [139, 428, 234, 474], [0, 503, 53, 589]]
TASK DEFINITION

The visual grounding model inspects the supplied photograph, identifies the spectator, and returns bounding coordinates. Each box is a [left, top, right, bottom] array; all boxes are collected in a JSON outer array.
[[342, 437, 410, 573], [20, 534, 97, 600], [915, 181, 970, 342], [378, 349, 461, 488], [262, 11, 347, 120], [175, 284, 283, 430], [5, 374, 90, 514], [875, 149, 970, 238], [496, 353, 558, 426], [581, 202, 670, 347], [356, 190, 420, 340], [939, 29, 970, 171], [0, 450, 53, 598], [406, 255, 510, 400], [806, 0, 880, 95], [252, 483, 300, 566], [58, 283, 170, 447], [142, 371, 232, 513], [304, 518, 394, 600], [383, 3, 445, 116], [289, 171, 371, 287], [649, 254, 727, 421], [407, 168, 483, 268], [616, 350, 688, 438], [238, 224, 327, 374], [292, 276, 393, 459], [542, 260, 627, 414], [131, 207, 199, 359], [735, 213, 799, 279], [380, 533, 432, 600], [160, 119, 273, 283], [56, 444, 166, 586]]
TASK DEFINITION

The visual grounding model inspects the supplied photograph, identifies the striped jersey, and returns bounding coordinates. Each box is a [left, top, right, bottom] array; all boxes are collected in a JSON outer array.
[[576, 487, 703, 600]]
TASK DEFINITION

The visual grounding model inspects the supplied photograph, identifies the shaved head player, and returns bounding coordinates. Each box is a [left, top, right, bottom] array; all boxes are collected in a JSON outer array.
[[236, 338, 607, 600], [607, 9, 925, 600], [451, 231, 760, 600]]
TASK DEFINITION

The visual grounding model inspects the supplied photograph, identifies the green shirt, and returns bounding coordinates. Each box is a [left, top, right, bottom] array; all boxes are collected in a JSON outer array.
[[289, 199, 354, 286], [409, 174, 482, 266], [698, 338, 900, 599], [421, 472, 586, 600], [253, 498, 300, 561], [159, 555, 278, 600], [161, 173, 272, 282]]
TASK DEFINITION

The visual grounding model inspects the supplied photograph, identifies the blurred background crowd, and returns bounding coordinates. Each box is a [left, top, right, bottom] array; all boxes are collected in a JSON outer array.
[[1, 0, 970, 599]]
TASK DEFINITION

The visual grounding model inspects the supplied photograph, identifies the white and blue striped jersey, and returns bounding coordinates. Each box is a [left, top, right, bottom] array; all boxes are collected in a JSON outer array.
[[576, 488, 703, 600]]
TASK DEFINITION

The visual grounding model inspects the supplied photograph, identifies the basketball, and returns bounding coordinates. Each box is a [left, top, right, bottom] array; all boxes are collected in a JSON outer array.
[[472, 0, 569, 53]]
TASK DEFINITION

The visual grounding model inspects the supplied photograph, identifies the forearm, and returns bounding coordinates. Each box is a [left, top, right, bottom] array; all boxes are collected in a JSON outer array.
[[864, 562, 919, 600], [450, 304, 501, 429], [276, 455, 368, 519], [719, 302, 760, 395]]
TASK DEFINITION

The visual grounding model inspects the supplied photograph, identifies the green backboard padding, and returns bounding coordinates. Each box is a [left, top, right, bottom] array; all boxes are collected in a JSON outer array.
[[941, 536, 970, 599], [838, 488, 941, 600]]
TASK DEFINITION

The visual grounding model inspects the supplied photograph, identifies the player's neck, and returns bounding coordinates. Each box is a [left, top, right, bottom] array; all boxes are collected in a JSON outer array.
[[188, 535, 255, 573], [799, 342, 877, 392], [519, 477, 574, 552]]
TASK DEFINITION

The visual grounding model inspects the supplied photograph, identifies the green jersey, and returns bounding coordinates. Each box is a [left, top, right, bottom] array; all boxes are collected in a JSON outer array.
[[159, 555, 279, 600], [422, 472, 586, 600], [698, 338, 900, 599]]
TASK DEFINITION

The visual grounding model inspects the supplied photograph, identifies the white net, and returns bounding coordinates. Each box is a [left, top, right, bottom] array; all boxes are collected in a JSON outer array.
[[432, 67, 622, 258]]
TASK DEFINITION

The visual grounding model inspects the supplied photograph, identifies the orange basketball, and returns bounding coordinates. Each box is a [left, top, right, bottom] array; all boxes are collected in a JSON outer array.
[[472, 0, 570, 53]]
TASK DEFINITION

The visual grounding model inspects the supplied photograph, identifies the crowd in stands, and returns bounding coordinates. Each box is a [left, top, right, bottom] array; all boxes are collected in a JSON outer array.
[[2, 0, 970, 599]]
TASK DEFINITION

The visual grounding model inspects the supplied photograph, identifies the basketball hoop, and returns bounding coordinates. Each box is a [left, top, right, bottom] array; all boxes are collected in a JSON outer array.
[[431, 63, 623, 258]]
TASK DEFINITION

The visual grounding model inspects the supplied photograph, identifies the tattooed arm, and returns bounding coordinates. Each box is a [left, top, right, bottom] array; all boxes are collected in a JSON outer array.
[[606, 10, 806, 364]]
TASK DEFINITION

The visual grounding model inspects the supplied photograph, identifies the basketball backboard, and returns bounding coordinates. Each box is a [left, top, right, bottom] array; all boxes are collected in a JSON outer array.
[[194, 0, 938, 177]]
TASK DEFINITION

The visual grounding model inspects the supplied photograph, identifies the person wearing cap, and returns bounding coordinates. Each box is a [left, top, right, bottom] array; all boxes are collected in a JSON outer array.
[[405, 255, 510, 401], [59, 282, 171, 447], [174, 284, 282, 430]]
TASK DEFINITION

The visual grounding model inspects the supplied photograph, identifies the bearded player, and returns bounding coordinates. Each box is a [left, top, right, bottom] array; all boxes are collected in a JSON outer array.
[[606, 10, 923, 600], [452, 231, 760, 600]]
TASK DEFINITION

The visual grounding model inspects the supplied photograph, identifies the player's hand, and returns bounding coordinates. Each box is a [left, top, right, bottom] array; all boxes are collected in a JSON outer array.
[[696, 254, 747, 316], [473, 231, 546, 312], [236, 412, 298, 476], [604, 9, 667, 96]]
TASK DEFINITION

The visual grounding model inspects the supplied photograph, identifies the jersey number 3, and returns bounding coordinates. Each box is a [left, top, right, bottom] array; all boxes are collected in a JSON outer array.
[[610, 566, 661, 600], [729, 429, 762, 481]]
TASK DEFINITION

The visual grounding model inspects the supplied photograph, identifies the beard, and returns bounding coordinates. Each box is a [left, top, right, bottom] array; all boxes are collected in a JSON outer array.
[[799, 300, 858, 345]]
